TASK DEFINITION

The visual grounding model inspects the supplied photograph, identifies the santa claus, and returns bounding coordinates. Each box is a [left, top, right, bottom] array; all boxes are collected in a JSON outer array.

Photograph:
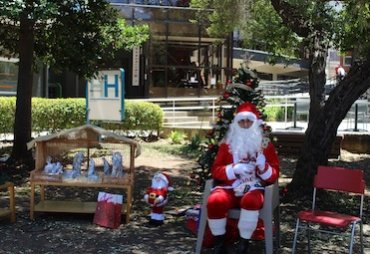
[[207, 102, 279, 254], [144, 171, 173, 226]]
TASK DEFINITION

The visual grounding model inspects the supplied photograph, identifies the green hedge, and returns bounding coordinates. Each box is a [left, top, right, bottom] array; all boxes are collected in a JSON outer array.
[[264, 105, 293, 121], [0, 97, 163, 134], [93, 100, 164, 132], [32, 98, 86, 132], [0, 97, 16, 135]]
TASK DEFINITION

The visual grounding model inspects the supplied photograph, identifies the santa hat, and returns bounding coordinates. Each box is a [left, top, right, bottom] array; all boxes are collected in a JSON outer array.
[[234, 102, 262, 123], [154, 172, 174, 191]]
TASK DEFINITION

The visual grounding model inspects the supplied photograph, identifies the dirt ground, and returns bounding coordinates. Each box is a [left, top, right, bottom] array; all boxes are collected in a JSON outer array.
[[0, 144, 370, 254]]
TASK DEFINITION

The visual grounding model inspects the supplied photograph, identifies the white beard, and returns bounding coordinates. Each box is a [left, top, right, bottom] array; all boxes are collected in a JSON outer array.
[[226, 120, 263, 163]]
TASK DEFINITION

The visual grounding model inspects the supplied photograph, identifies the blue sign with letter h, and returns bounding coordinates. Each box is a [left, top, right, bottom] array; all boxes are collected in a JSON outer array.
[[104, 74, 119, 97]]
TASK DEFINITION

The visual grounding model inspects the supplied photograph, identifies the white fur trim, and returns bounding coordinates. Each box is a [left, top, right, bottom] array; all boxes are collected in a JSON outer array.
[[239, 209, 259, 221], [156, 198, 168, 207], [151, 212, 165, 221], [238, 209, 259, 239], [208, 218, 227, 236], [155, 196, 164, 204], [258, 165, 272, 180], [234, 112, 257, 123], [226, 164, 236, 180]]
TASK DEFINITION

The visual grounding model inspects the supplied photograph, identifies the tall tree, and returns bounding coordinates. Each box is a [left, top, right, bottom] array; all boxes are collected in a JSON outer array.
[[191, 0, 370, 192], [0, 0, 149, 165], [270, 0, 370, 192]]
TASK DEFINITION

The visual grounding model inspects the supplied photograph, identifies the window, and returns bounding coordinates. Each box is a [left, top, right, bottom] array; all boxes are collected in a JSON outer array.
[[344, 56, 352, 66], [0, 60, 18, 95]]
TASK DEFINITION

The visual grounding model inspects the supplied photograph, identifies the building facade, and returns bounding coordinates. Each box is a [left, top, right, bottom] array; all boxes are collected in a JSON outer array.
[[0, 0, 309, 99], [110, 0, 233, 98]]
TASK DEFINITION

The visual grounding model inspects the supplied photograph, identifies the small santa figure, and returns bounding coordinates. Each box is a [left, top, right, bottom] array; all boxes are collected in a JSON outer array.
[[144, 171, 173, 226]]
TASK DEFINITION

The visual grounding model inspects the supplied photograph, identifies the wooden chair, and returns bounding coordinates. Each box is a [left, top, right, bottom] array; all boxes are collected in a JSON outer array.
[[292, 166, 365, 254], [195, 179, 280, 254], [0, 182, 16, 222]]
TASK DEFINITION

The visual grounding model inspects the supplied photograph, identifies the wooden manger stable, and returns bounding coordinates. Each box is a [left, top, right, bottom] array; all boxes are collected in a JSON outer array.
[[27, 124, 140, 223]]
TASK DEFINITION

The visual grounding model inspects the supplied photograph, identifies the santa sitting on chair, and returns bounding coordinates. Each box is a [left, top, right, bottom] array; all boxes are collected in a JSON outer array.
[[207, 102, 280, 254]]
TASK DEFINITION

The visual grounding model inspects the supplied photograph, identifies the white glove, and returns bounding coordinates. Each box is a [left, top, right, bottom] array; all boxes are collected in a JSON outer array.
[[154, 195, 164, 205], [256, 153, 266, 170], [233, 163, 255, 175]]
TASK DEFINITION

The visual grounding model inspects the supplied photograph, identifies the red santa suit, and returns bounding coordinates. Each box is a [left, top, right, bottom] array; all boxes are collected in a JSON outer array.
[[145, 187, 168, 219], [144, 172, 173, 224], [207, 102, 279, 242]]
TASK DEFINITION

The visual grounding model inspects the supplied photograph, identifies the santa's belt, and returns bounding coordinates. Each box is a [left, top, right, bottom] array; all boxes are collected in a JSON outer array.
[[211, 182, 264, 192]]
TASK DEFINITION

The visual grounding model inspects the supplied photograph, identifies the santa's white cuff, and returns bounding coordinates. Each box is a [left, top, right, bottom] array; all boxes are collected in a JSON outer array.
[[208, 218, 227, 236], [226, 164, 236, 180], [238, 209, 259, 239], [151, 212, 165, 221], [258, 165, 272, 180], [155, 196, 164, 204]]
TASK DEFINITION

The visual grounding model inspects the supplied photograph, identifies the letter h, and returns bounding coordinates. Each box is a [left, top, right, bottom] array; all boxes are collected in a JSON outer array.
[[104, 74, 119, 98]]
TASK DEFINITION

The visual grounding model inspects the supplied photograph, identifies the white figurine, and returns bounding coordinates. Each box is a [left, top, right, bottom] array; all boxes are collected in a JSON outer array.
[[111, 152, 124, 177], [53, 162, 63, 175], [44, 156, 63, 175], [87, 158, 98, 181], [44, 156, 54, 174], [71, 152, 84, 178], [102, 157, 110, 175]]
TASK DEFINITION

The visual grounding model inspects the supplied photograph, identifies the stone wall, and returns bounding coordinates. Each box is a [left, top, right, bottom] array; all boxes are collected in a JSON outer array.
[[341, 133, 370, 154]]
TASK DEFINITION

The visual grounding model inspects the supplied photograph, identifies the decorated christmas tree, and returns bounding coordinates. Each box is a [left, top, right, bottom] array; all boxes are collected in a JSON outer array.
[[195, 64, 271, 186]]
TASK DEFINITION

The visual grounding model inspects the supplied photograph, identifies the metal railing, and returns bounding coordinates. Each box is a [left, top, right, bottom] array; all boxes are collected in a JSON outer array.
[[129, 94, 310, 125], [130, 95, 370, 131]]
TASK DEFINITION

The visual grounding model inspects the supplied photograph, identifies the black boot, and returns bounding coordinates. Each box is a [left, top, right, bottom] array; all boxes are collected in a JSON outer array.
[[212, 234, 228, 254], [236, 238, 249, 254], [148, 219, 163, 227]]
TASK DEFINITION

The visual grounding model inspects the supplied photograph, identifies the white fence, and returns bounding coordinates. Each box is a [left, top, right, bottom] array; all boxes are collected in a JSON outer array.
[[129, 95, 370, 131], [129, 95, 310, 124]]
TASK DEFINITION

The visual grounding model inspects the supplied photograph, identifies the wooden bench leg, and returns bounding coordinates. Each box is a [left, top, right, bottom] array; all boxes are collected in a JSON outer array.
[[126, 187, 132, 223], [8, 183, 16, 222], [30, 183, 35, 220]]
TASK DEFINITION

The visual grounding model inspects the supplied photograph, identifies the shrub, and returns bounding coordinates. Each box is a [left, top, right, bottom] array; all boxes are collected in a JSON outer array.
[[0, 97, 16, 134], [0, 97, 163, 136], [188, 134, 203, 150], [95, 100, 163, 133], [168, 130, 187, 144], [32, 98, 86, 133], [265, 105, 293, 121]]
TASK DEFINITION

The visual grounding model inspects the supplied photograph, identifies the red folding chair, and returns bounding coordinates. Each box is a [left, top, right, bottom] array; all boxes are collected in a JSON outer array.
[[292, 166, 365, 254]]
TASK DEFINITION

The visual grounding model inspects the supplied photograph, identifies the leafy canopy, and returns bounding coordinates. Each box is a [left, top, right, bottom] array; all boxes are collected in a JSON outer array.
[[0, 0, 149, 78], [191, 0, 370, 59], [336, 1, 370, 55]]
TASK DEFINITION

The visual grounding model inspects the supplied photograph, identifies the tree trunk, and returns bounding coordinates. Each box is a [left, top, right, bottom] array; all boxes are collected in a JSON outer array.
[[288, 52, 370, 192], [10, 9, 35, 165]]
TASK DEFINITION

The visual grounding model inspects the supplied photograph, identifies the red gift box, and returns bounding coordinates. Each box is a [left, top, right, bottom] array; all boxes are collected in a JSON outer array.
[[93, 192, 123, 229]]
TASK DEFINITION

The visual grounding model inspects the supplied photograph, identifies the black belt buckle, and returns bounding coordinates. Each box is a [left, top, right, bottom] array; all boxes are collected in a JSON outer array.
[[243, 184, 251, 193]]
